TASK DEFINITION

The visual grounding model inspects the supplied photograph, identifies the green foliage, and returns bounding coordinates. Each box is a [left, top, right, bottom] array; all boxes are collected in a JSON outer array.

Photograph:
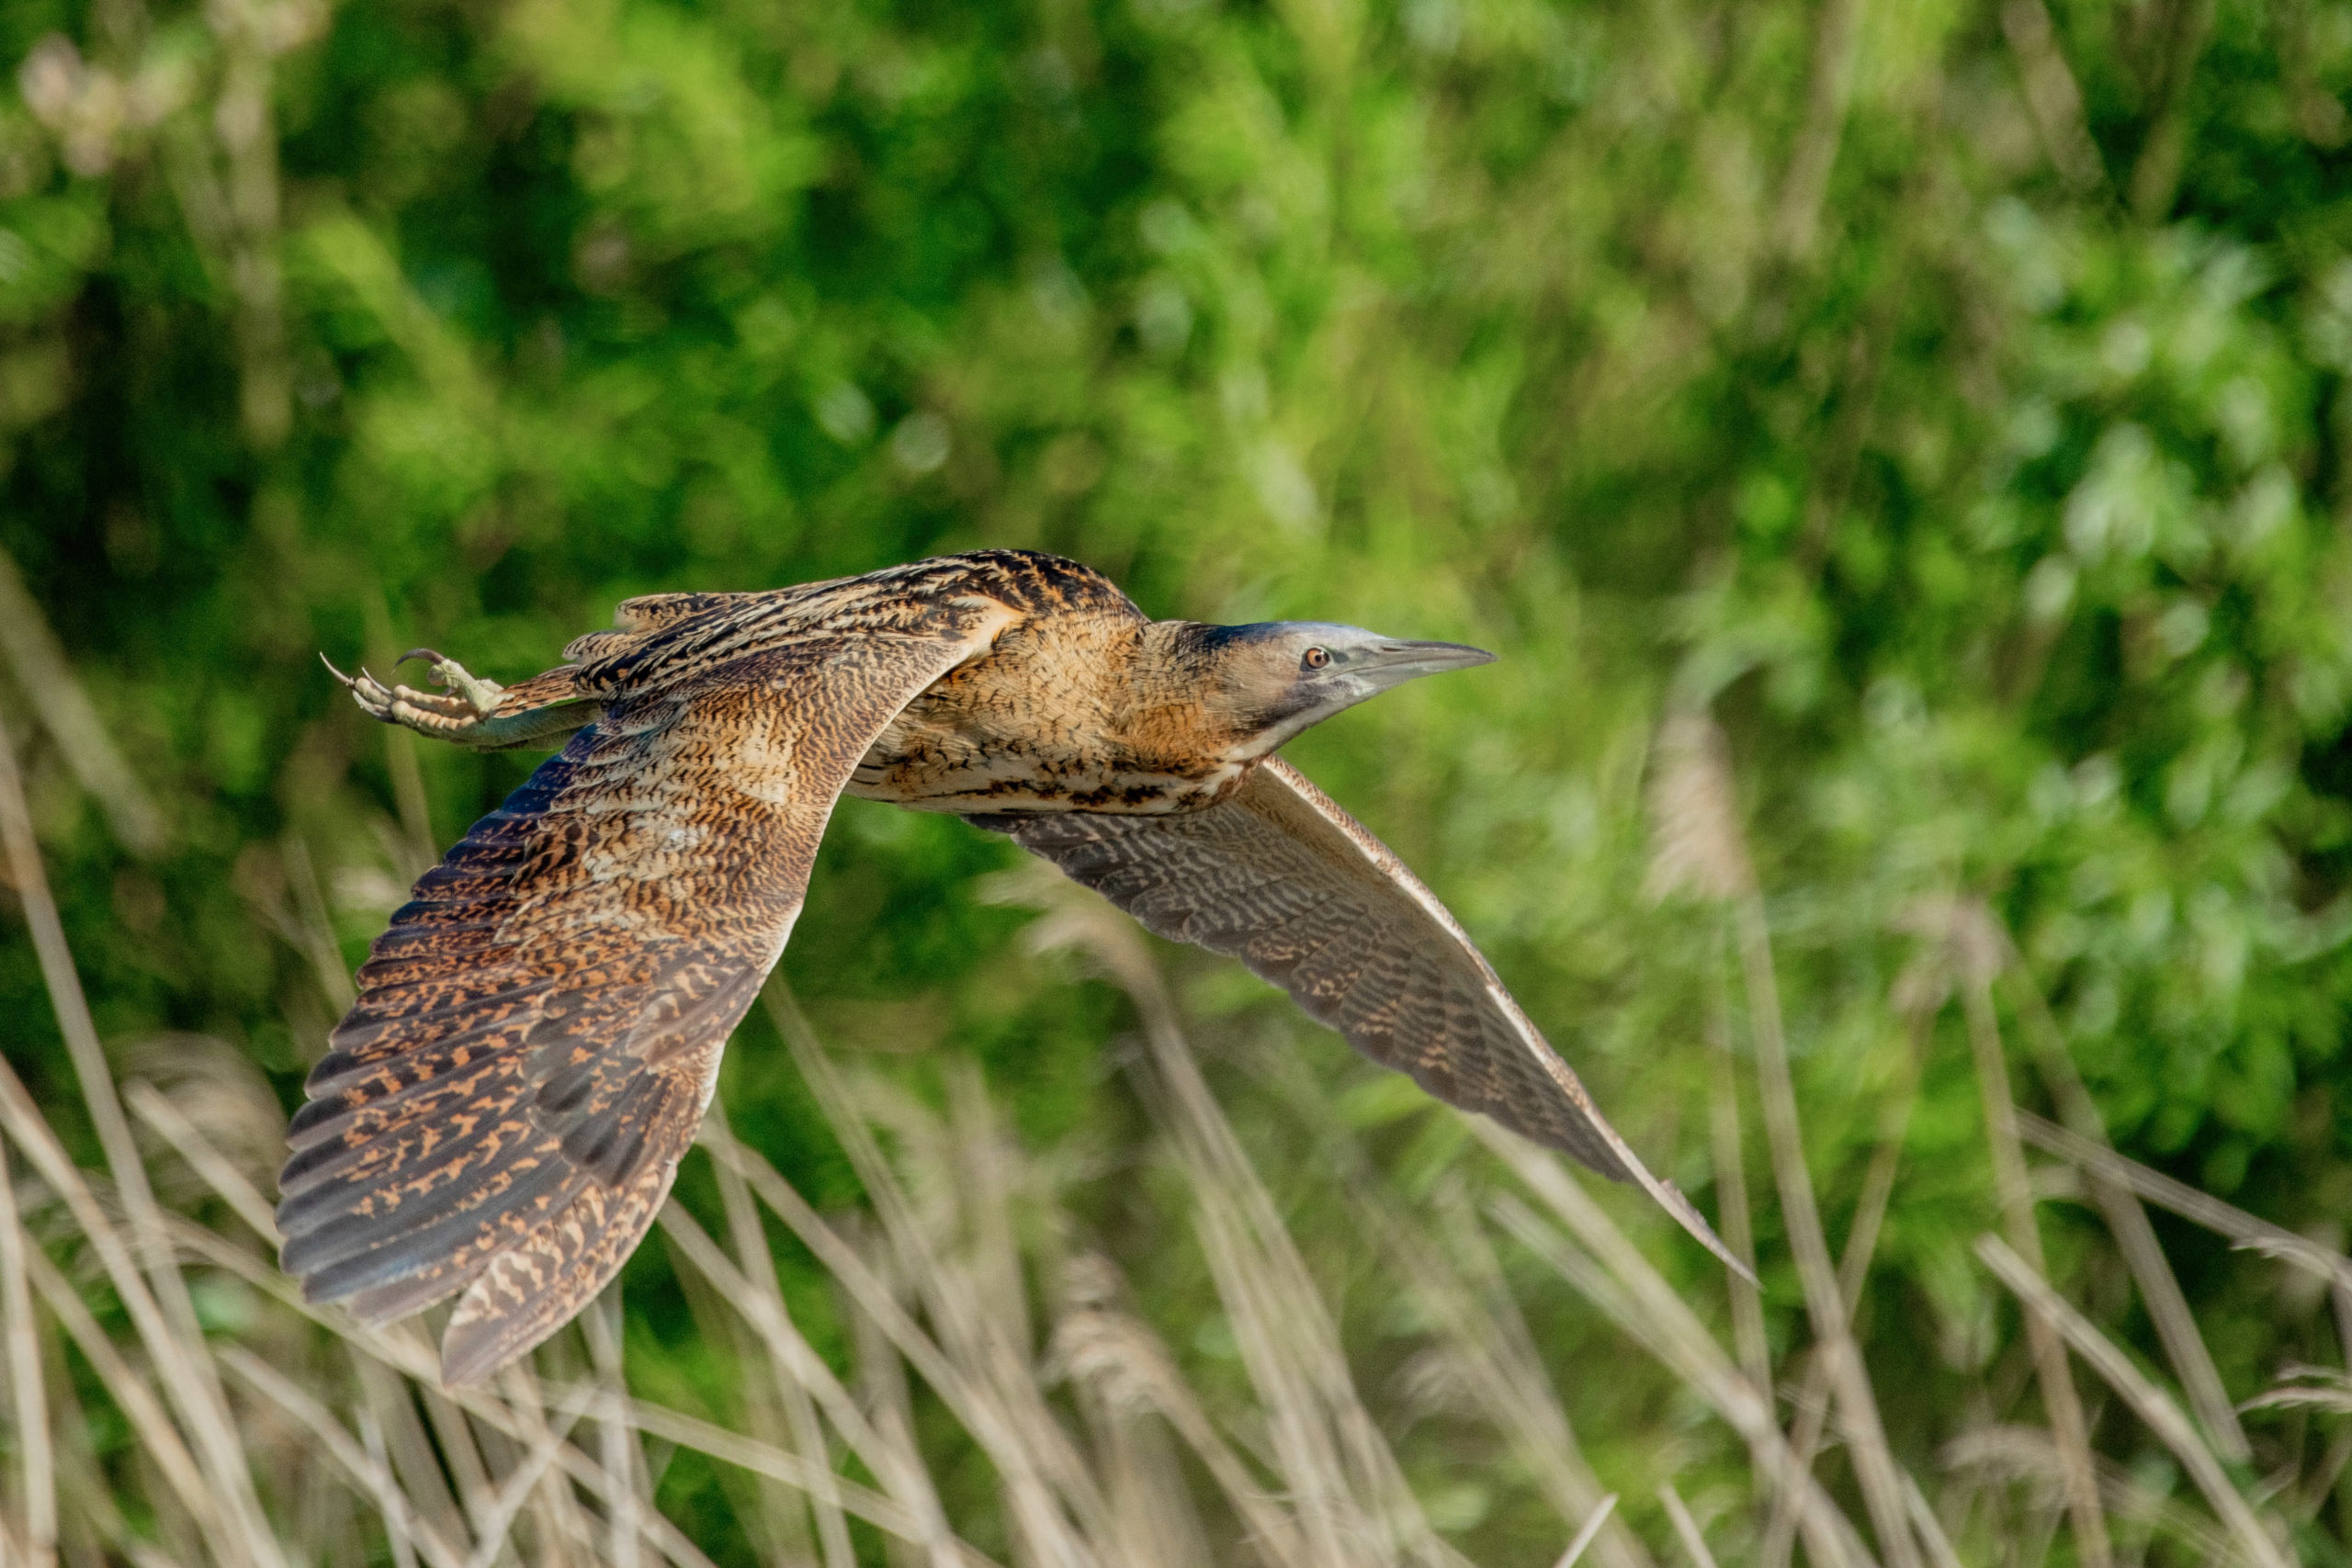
[[7, 0, 2352, 1555]]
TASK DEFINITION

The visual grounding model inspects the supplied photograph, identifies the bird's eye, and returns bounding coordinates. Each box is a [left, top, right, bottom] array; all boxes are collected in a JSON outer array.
[[1301, 647, 1330, 671]]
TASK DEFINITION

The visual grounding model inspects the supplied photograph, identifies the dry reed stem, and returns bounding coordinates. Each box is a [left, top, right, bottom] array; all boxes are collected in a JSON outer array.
[[1648, 711, 1917, 1567], [1476, 1140, 1876, 1568], [214, 1346, 469, 1568], [656, 1199, 967, 1556], [356, 1408, 424, 1568], [583, 1294, 644, 1568], [1732, 892, 1922, 1568], [281, 829, 357, 1012], [0, 1052, 280, 1568], [1001, 863, 1472, 1565], [1657, 1483, 1720, 1568], [1054, 1282, 1219, 1568], [18, 1242, 222, 1544], [767, 988, 1115, 1560], [1702, 954, 1770, 1404], [1228, 1015, 1650, 1568], [1554, 1495, 1618, 1568], [1973, 1235, 2290, 1568], [1959, 969, 2111, 1568], [1045, 1266, 1312, 1565], [1998, 0, 2109, 190], [1757, 1009, 1928, 1568], [1161, 1083, 1437, 1566], [1373, 1179, 1654, 1568], [706, 1115, 858, 1568], [591, 1391, 998, 1565], [456, 1399, 587, 1568], [0, 545, 166, 856], [123, 1078, 281, 1239], [1645, 716, 1753, 904], [2002, 968, 2253, 1461], [0, 1147, 53, 1568], [354, 1349, 470, 1548], [2014, 1110, 2352, 1295], [1897, 1472, 1964, 1568], [150, 1197, 732, 1568], [2124, 0, 2216, 218], [1083, 938, 1456, 1564], [0, 705, 284, 1568]]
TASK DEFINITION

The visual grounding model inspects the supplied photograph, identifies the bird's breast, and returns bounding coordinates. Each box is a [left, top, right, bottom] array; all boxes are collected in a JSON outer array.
[[841, 609, 1253, 815], [845, 736, 1250, 815], [846, 697, 1250, 815]]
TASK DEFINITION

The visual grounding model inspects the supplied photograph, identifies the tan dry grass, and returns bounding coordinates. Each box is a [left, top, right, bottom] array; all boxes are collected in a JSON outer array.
[[0, 703, 2340, 1568]]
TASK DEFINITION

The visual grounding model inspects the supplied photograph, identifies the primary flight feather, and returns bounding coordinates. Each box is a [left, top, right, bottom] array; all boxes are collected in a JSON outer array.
[[278, 548, 1735, 1383]]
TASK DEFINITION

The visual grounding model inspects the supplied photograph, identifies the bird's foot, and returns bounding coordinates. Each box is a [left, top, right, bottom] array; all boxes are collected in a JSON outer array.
[[402, 649, 508, 716], [324, 651, 511, 745]]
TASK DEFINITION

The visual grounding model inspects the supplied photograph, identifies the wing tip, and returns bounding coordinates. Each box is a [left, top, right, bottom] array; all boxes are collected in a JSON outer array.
[[1651, 1176, 1759, 1288]]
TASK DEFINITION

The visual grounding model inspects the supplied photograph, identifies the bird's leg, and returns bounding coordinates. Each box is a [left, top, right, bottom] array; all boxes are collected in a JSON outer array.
[[325, 651, 601, 751]]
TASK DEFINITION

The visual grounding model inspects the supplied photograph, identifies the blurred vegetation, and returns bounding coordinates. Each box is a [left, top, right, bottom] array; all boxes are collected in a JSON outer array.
[[6, 0, 2352, 1559]]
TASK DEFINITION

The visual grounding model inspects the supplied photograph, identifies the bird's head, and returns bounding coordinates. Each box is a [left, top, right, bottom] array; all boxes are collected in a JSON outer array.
[[1159, 620, 1497, 759]]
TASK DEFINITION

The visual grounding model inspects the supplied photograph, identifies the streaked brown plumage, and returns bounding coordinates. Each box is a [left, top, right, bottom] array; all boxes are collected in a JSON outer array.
[[280, 548, 1733, 1384]]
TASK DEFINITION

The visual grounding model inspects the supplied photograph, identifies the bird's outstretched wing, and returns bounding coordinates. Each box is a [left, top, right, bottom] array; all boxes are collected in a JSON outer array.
[[972, 758, 1743, 1272], [279, 621, 1007, 1384]]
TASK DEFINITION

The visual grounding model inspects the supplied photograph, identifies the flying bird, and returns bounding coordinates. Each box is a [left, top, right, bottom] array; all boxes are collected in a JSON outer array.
[[278, 549, 1733, 1383]]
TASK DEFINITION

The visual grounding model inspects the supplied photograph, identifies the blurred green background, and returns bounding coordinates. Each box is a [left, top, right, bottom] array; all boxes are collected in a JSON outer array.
[[6, 0, 2352, 1556]]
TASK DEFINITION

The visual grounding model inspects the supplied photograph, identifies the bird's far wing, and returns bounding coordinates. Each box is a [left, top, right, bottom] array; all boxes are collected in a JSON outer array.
[[278, 623, 1006, 1384], [973, 758, 1745, 1274]]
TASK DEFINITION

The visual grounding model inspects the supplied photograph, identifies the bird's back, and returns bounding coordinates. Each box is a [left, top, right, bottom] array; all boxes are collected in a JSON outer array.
[[557, 550, 1139, 699]]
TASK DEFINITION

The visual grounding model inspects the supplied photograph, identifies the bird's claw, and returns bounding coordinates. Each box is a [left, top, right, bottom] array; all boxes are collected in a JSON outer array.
[[396, 648, 507, 716], [322, 649, 508, 737]]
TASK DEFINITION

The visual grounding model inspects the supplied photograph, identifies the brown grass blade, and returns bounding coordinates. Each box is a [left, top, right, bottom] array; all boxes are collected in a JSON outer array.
[[141, 1205, 730, 1568], [123, 1078, 281, 1241], [0, 713, 282, 1568], [1554, 1495, 1619, 1568], [18, 1240, 222, 1546], [1897, 1472, 1963, 1568], [1702, 953, 1770, 1404], [1758, 1008, 1928, 1568], [583, 1293, 645, 1568], [2003, 967, 2255, 1462], [1011, 868, 1477, 1566], [707, 1114, 858, 1568], [2015, 1110, 2352, 1295], [1476, 1135, 1876, 1568], [1657, 1483, 1720, 1568], [1732, 890, 1921, 1568], [1957, 953, 2110, 1568], [1374, 1179, 1654, 1568], [356, 1406, 425, 1568], [0, 1147, 53, 1568], [1650, 712, 1917, 1568], [657, 1198, 957, 1541], [456, 1398, 587, 1568], [0, 547, 166, 857], [1974, 1234, 2290, 1568], [1045, 1257, 1310, 1567], [216, 1346, 469, 1568], [765, 987, 1114, 1557]]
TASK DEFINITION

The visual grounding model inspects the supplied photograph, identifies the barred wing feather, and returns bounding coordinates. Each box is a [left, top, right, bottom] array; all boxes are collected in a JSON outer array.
[[974, 759, 1744, 1275], [277, 629, 999, 1383]]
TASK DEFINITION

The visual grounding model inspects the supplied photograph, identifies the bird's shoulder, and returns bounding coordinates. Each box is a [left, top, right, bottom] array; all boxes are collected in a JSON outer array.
[[559, 550, 1138, 695]]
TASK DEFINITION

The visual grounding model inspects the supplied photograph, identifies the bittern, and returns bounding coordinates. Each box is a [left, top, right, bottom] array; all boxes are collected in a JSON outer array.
[[279, 548, 1732, 1383]]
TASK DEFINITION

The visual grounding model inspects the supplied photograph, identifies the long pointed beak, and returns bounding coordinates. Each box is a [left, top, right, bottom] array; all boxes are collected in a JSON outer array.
[[1354, 639, 1498, 692]]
